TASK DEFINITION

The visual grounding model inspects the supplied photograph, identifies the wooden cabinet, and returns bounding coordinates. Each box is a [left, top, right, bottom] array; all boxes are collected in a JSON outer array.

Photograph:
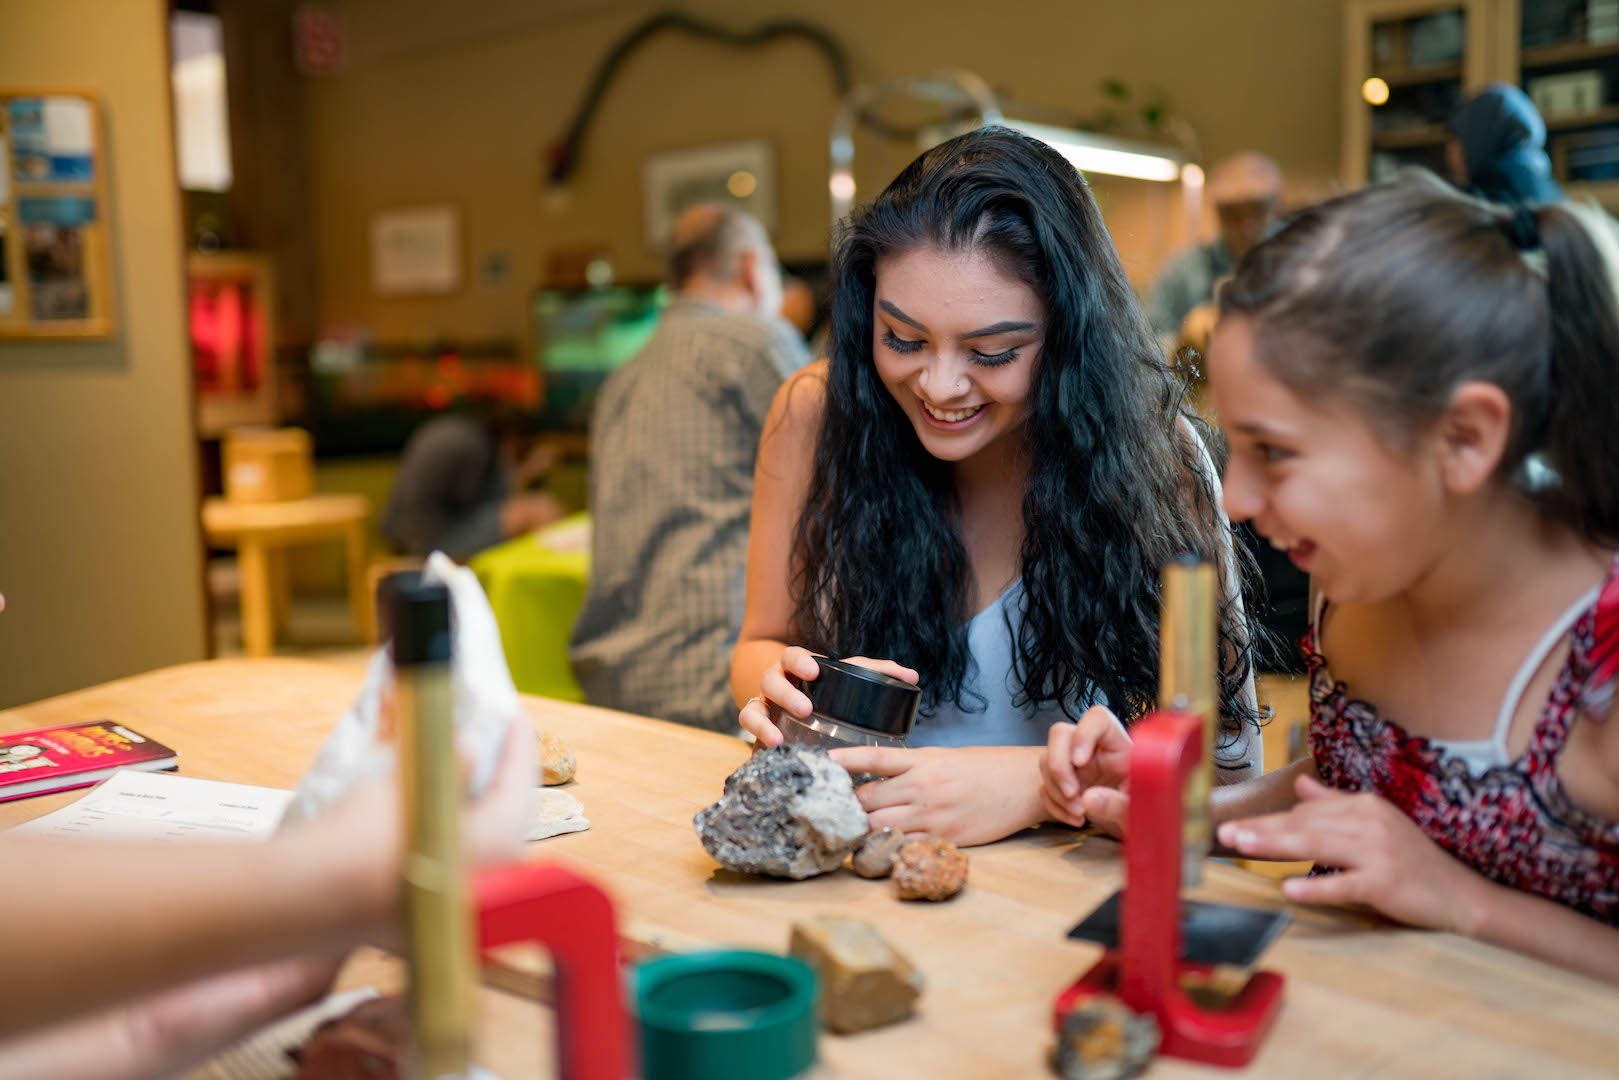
[[1342, 0, 1502, 189], [1345, 0, 1619, 208]]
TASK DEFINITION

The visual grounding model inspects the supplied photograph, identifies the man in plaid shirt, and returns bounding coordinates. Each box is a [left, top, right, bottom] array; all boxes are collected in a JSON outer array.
[[570, 204, 809, 731]]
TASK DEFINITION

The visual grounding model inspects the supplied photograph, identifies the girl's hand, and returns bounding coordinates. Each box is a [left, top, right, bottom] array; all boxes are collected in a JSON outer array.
[[1217, 774, 1484, 933], [740, 649, 919, 746], [1039, 706, 1133, 837], [826, 745, 1045, 847]]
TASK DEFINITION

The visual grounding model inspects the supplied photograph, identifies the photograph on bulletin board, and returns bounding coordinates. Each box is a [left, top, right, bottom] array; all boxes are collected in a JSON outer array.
[[8, 97, 95, 185], [0, 224, 12, 319], [20, 196, 93, 321]]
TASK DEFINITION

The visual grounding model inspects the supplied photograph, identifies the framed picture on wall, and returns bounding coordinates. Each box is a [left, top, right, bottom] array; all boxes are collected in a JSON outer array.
[[642, 140, 777, 251], [0, 90, 116, 339]]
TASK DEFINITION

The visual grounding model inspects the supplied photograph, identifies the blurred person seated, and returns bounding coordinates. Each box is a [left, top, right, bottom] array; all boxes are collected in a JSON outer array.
[[380, 402, 563, 561], [570, 202, 810, 731], [1146, 151, 1284, 359], [1447, 82, 1563, 209]]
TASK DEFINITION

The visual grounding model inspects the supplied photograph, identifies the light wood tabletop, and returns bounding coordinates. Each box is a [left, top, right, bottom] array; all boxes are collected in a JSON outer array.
[[3, 659, 1617, 1078]]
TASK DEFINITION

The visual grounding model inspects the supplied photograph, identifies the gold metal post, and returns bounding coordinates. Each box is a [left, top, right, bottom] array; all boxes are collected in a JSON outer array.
[[397, 619, 475, 1078], [1159, 559, 1217, 887]]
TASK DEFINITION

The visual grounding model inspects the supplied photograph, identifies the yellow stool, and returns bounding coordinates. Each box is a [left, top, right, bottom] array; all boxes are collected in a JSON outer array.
[[203, 494, 370, 656]]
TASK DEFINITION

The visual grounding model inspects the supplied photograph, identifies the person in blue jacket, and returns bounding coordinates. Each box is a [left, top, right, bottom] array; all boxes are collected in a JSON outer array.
[[1447, 82, 1564, 208]]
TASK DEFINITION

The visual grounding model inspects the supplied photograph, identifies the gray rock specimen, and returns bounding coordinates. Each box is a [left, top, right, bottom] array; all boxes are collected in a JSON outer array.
[[788, 915, 924, 1034], [1053, 993, 1160, 1080], [849, 826, 906, 879], [694, 744, 869, 879]]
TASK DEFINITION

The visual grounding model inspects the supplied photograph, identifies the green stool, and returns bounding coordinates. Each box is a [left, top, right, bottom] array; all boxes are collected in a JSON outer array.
[[471, 513, 590, 701]]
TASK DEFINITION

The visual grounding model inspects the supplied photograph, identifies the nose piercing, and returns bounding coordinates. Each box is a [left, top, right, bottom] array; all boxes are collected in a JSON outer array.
[[956, 377, 966, 392]]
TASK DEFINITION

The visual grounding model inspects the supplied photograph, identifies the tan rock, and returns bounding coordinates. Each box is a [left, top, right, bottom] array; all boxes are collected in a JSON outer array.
[[850, 826, 906, 878], [540, 731, 576, 786], [788, 915, 924, 1034], [891, 835, 967, 901]]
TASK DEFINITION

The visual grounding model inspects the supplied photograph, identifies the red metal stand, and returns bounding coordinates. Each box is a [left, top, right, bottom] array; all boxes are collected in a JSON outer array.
[[476, 862, 634, 1080], [1053, 710, 1285, 1068]]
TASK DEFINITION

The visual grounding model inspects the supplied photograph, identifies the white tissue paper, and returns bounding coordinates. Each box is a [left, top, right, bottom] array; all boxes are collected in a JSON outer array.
[[280, 552, 534, 837]]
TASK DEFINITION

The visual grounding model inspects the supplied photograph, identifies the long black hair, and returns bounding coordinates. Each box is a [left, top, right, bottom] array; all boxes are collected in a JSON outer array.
[[791, 126, 1262, 744], [1220, 172, 1619, 546]]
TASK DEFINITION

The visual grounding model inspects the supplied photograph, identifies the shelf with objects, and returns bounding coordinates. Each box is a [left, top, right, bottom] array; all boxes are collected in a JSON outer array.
[[190, 251, 278, 438], [1504, 0, 1619, 208], [1343, 1, 1500, 189]]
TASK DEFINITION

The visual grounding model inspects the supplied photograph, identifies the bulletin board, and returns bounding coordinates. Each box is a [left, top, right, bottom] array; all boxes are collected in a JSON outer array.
[[0, 91, 116, 339]]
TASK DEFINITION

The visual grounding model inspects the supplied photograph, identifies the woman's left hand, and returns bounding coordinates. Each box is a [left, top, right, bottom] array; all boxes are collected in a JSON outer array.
[[826, 745, 1046, 847], [1217, 774, 1485, 933]]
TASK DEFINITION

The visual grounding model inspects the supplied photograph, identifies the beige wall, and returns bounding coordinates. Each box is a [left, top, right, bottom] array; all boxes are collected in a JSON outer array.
[[305, 0, 1342, 343], [0, 0, 206, 707]]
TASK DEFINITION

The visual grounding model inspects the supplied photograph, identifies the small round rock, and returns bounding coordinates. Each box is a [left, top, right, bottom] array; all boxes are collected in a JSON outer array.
[[850, 827, 906, 879], [890, 834, 968, 901]]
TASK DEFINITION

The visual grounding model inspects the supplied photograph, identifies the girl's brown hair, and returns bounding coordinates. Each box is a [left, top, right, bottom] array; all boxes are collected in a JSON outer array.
[[1220, 173, 1619, 544]]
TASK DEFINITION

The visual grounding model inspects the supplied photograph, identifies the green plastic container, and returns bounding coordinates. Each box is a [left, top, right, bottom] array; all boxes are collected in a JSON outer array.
[[633, 950, 818, 1080]]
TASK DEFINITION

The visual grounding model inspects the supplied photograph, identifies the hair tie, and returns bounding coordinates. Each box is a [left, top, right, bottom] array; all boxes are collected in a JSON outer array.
[[1508, 205, 1541, 251]]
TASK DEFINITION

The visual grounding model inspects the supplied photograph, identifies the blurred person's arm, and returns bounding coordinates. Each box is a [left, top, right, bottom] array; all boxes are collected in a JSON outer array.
[[0, 720, 531, 1040], [0, 817, 391, 1039], [0, 951, 346, 1080]]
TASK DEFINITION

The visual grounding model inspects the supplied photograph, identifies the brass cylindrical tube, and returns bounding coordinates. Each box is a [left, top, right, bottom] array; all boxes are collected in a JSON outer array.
[[1159, 559, 1217, 886], [395, 578, 475, 1080]]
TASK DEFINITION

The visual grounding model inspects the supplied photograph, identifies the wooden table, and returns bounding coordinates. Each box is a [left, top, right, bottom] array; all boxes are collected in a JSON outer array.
[[202, 495, 371, 656], [4, 659, 1617, 1078]]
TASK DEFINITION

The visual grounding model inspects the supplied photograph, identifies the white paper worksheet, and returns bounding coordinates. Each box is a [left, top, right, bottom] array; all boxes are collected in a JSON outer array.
[[10, 769, 294, 841]]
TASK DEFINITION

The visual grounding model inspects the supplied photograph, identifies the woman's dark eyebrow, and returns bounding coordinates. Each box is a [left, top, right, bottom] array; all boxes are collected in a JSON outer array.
[[878, 300, 1036, 340], [877, 299, 926, 331], [962, 320, 1037, 338]]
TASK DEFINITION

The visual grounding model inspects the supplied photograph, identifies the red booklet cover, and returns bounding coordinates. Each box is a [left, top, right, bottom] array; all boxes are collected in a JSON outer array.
[[0, 720, 178, 802]]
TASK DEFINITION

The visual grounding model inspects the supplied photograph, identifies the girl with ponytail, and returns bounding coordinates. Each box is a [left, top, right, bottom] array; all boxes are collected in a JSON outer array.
[[1043, 173, 1619, 983]]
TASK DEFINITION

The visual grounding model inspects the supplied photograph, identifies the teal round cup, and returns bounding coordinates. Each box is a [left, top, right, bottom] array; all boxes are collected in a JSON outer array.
[[633, 950, 818, 1080]]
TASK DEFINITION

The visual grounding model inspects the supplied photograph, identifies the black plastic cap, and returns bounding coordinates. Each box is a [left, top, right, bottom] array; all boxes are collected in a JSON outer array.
[[789, 656, 920, 737], [390, 575, 451, 666]]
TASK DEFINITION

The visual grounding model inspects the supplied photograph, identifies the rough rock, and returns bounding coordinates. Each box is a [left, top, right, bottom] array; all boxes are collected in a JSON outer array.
[[788, 915, 924, 1034], [540, 731, 576, 786], [891, 835, 968, 901], [694, 744, 869, 879], [1052, 993, 1160, 1080], [850, 826, 906, 879]]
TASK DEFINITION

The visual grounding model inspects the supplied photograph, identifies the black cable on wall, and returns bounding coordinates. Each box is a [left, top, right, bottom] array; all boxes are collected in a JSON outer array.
[[546, 11, 853, 187]]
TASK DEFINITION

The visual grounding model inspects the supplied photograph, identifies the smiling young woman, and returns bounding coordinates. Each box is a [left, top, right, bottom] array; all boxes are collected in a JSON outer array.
[[728, 126, 1266, 847]]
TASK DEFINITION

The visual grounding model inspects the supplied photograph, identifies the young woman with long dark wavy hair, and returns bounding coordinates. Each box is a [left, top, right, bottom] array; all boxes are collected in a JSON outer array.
[[731, 126, 1263, 845]]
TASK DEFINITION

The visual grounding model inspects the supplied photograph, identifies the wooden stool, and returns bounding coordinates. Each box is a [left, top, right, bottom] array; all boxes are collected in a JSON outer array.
[[202, 494, 370, 657]]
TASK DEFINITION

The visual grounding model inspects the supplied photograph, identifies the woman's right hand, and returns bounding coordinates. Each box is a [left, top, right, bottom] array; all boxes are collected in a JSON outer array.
[[740, 648, 919, 746]]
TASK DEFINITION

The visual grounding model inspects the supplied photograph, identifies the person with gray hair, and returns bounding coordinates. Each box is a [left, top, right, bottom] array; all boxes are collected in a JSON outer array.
[[1145, 151, 1285, 360], [569, 202, 809, 731]]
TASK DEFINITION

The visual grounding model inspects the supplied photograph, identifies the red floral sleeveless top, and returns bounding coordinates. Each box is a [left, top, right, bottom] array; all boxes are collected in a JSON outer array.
[[1303, 560, 1619, 925]]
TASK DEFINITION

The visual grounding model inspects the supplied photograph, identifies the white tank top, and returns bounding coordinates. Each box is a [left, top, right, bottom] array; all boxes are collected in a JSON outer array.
[[909, 581, 1261, 774], [907, 581, 1076, 748]]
